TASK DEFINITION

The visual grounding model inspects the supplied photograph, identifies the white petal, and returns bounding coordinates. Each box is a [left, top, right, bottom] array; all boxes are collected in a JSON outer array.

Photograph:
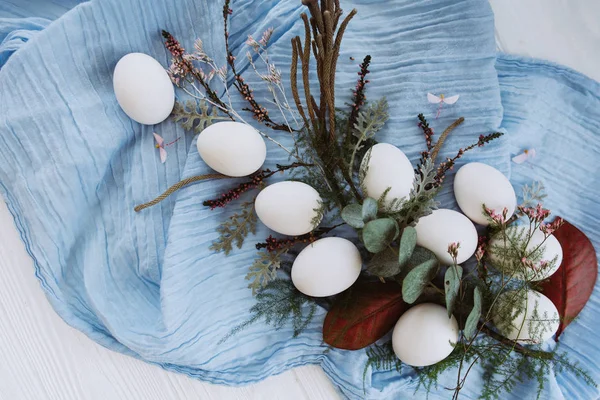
[[443, 95, 460, 105], [153, 132, 164, 146], [427, 93, 441, 104], [512, 152, 529, 164]]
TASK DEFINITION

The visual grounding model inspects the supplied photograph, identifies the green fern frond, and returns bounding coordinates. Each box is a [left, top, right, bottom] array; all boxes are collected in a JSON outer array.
[[220, 278, 317, 344], [363, 341, 401, 393]]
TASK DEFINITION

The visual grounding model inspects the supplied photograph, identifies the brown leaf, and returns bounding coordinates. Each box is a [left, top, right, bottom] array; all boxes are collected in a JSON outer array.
[[323, 281, 407, 350], [539, 219, 598, 339]]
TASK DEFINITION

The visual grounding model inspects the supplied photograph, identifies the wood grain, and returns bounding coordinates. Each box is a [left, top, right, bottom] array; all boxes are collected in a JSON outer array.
[[1, 1, 599, 399]]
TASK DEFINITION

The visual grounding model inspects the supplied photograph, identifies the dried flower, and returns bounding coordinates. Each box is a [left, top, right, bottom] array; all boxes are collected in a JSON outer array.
[[417, 113, 434, 151], [518, 204, 551, 223], [484, 206, 509, 226], [259, 28, 274, 47], [475, 236, 487, 262], [162, 30, 185, 57], [540, 217, 564, 236], [246, 35, 260, 51], [448, 242, 460, 261]]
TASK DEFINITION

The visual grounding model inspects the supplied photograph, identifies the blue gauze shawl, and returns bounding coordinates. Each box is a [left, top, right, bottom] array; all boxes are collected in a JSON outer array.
[[0, 0, 598, 399]]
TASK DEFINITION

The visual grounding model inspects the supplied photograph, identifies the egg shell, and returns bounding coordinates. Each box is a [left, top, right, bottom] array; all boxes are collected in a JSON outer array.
[[113, 53, 175, 125], [492, 290, 559, 344], [454, 162, 517, 226], [361, 143, 414, 206], [414, 209, 478, 265], [196, 122, 266, 177], [392, 303, 458, 367], [291, 237, 362, 297], [255, 181, 322, 236], [489, 227, 563, 281]]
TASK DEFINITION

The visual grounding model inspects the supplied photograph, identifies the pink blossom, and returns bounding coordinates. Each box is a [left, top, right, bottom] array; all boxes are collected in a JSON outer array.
[[246, 35, 260, 51], [484, 206, 509, 226], [540, 217, 564, 236], [518, 204, 551, 223], [259, 27, 274, 47], [447, 242, 460, 261]]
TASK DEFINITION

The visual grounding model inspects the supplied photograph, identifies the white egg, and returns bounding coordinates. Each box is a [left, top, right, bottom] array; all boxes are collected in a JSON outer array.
[[392, 303, 458, 367], [488, 227, 563, 281], [414, 209, 478, 265], [361, 143, 414, 206], [454, 162, 517, 226], [113, 53, 175, 125], [291, 237, 362, 297], [255, 181, 322, 236], [492, 289, 559, 344], [196, 121, 266, 177]]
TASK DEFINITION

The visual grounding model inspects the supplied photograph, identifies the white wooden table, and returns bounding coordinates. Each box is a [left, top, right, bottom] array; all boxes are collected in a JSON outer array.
[[1, 1, 599, 399]]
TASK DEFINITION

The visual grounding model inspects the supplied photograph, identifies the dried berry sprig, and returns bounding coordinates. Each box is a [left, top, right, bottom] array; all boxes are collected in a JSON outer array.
[[434, 131, 504, 185], [161, 30, 231, 115], [418, 113, 434, 151], [255, 224, 344, 251], [203, 163, 312, 209], [347, 55, 372, 133], [222, 0, 291, 132]]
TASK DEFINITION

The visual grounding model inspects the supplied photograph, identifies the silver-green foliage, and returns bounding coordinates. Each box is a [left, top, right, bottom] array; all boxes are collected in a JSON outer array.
[[245, 248, 289, 294], [172, 100, 229, 133], [347, 98, 389, 177], [210, 201, 257, 255]]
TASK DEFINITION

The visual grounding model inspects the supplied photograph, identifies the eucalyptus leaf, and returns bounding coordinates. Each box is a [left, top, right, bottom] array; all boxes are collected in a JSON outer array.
[[401, 259, 439, 304], [406, 246, 438, 270], [341, 204, 364, 229], [362, 197, 379, 222], [363, 218, 399, 253], [398, 226, 417, 267], [366, 247, 401, 278], [464, 287, 482, 339], [444, 265, 463, 318]]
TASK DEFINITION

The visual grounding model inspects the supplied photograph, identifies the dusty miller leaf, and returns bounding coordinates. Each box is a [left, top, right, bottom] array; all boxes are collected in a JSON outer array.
[[464, 286, 482, 339], [172, 100, 229, 133], [210, 201, 257, 255], [347, 98, 389, 175], [366, 247, 401, 278], [391, 158, 440, 225], [362, 197, 379, 222], [402, 259, 439, 304], [342, 203, 364, 229], [444, 265, 463, 318], [362, 218, 399, 254], [246, 248, 289, 294], [398, 226, 417, 267]]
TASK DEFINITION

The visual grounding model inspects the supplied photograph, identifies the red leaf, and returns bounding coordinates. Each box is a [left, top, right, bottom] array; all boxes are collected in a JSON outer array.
[[539, 219, 598, 339], [323, 281, 407, 350]]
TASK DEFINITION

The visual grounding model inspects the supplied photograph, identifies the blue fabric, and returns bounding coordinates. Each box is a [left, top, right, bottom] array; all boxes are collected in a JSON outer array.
[[0, 1, 598, 400]]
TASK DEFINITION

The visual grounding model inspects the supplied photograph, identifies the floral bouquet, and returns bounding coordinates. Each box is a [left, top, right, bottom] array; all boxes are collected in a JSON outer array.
[[130, 1, 597, 398]]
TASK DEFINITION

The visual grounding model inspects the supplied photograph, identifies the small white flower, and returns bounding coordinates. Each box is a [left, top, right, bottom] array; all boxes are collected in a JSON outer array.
[[512, 149, 536, 164]]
